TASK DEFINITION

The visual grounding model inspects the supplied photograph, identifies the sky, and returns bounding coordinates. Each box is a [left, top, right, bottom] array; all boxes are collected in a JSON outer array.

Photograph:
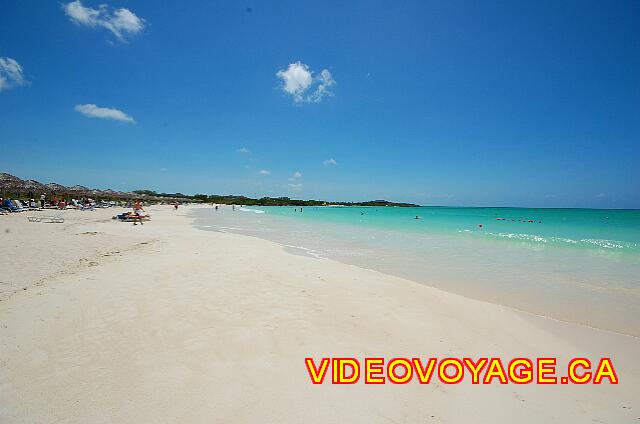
[[1, 0, 638, 207]]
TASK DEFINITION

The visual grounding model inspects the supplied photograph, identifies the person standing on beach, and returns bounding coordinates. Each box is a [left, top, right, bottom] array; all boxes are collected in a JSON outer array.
[[40, 193, 46, 208], [133, 200, 144, 226]]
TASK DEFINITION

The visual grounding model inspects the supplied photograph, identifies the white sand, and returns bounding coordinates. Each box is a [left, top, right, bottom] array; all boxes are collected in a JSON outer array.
[[1, 205, 638, 423]]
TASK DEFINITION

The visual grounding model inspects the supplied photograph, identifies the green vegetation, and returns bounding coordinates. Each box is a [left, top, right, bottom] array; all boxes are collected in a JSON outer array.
[[132, 190, 419, 207]]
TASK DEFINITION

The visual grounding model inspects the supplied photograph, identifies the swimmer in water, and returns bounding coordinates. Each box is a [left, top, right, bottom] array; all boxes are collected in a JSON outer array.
[[414, 215, 421, 219]]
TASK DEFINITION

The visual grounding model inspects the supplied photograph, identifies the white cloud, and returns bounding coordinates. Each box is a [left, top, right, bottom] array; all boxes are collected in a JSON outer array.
[[288, 171, 302, 181], [74, 103, 135, 123], [308, 69, 336, 103], [288, 183, 302, 191], [0, 57, 26, 92], [276, 62, 312, 101], [64, 1, 145, 41], [236, 147, 251, 154], [323, 158, 337, 166], [259, 169, 271, 175], [276, 61, 335, 103]]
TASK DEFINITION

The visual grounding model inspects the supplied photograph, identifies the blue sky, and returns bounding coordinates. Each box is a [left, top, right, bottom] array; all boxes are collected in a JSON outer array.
[[1, 0, 638, 207]]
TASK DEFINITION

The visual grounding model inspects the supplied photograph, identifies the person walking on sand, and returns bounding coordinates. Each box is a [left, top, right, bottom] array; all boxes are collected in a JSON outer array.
[[133, 200, 144, 226]]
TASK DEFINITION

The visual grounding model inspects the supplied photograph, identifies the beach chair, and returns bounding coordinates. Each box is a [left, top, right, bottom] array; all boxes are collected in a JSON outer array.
[[2, 199, 23, 213], [13, 200, 30, 212], [113, 212, 151, 222], [27, 211, 65, 223]]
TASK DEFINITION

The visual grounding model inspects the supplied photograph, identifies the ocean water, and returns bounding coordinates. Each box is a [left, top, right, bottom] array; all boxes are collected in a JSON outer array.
[[192, 206, 640, 336]]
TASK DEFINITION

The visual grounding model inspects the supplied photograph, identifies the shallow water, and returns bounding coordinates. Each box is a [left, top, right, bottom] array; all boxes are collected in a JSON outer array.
[[192, 206, 640, 336]]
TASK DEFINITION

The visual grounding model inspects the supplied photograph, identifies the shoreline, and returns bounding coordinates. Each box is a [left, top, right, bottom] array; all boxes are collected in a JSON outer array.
[[191, 206, 640, 337], [1, 205, 639, 422], [195, 214, 640, 340]]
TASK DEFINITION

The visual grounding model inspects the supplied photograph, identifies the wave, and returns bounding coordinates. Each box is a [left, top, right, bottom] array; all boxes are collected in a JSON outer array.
[[580, 238, 639, 250], [239, 208, 265, 214], [484, 232, 638, 251], [282, 244, 325, 259]]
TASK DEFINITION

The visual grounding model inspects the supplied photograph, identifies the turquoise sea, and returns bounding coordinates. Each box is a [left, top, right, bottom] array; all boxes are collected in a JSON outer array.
[[245, 206, 640, 253], [192, 206, 640, 336]]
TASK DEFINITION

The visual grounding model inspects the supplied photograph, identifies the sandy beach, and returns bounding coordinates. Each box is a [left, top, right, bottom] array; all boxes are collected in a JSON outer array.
[[1, 205, 639, 423]]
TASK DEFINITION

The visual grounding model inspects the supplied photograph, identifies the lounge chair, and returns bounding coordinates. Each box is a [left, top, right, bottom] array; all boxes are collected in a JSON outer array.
[[27, 211, 65, 223], [13, 200, 31, 211], [2, 199, 24, 213], [113, 212, 151, 222]]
